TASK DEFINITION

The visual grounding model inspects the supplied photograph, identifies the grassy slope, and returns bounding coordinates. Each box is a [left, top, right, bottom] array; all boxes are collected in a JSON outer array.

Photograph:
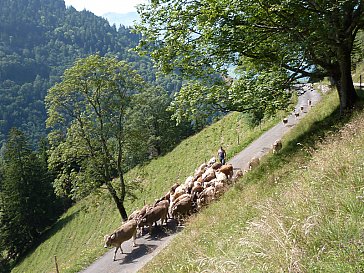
[[139, 89, 364, 272], [12, 104, 288, 272]]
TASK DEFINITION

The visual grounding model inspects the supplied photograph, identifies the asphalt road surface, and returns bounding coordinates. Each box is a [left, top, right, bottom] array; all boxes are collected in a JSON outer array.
[[80, 84, 322, 273]]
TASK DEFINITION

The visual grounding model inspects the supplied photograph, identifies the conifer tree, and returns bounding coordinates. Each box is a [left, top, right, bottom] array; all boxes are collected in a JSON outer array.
[[0, 128, 56, 261]]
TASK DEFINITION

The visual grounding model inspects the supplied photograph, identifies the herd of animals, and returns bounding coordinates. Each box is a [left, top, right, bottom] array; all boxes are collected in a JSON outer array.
[[103, 88, 314, 262], [103, 140, 284, 261]]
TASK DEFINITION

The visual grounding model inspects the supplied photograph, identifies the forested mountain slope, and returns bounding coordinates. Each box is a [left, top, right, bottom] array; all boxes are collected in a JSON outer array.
[[0, 0, 181, 147]]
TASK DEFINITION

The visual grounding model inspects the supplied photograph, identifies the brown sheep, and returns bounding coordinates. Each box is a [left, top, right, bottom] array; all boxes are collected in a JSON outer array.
[[104, 219, 138, 261], [169, 193, 191, 211], [218, 164, 233, 179], [138, 205, 168, 234], [170, 196, 194, 224], [211, 162, 223, 170]]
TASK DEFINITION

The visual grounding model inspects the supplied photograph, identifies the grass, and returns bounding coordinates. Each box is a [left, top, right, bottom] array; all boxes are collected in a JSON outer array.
[[12, 85, 363, 273], [137, 88, 364, 272], [11, 101, 289, 272]]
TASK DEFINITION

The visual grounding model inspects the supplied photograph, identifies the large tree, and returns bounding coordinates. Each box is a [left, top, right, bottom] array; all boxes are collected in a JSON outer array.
[[136, 0, 363, 113], [46, 55, 144, 221]]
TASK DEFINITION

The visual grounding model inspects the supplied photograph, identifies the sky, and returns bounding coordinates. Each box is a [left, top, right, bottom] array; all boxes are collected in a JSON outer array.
[[63, 0, 148, 16]]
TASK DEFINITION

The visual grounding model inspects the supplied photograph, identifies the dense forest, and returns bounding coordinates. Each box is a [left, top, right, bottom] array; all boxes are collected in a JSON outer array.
[[0, 0, 193, 271], [0, 0, 184, 149]]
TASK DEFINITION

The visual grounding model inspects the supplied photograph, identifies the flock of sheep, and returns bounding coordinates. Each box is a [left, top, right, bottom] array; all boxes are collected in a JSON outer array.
[[103, 87, 315, 262], [104, 141, 284, 261], [103, 156, 238, 261]]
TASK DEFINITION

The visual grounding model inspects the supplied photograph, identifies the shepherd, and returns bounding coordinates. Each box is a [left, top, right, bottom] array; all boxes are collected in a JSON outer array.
[[217, 146, 227, 165]]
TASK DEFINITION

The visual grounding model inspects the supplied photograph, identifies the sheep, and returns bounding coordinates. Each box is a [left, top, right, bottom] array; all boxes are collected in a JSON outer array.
[[138, 205, 168, 234], [272, 139, 282, 154], [214, 181, 227, 196], [170, 196, 194, 224], [218, 164, 233, 179], [197, 186, 215, 209], [104, 219, 138, 261], [169, 193, 191, 212], [283, 118, 288, 124], [191, 184, 204, 196], [170, 185, 187, 203], [211, 162, 222, 170], [169, 182, 180, 194], [184, 176, 194, 186], [127, 209, 140, 221], [207, 156, 216, 166], [201, 167, 216, 182], [231, 169, 246, 183], [215, 171, 228, 183], [248, 157, 260, 170], [194, 163, 207, 179]]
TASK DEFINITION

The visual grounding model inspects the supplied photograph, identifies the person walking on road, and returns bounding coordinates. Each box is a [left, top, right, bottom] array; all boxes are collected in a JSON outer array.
[[217, 146, 226, 165]]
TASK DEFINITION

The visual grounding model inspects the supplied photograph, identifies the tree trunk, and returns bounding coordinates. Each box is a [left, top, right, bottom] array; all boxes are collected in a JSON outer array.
[[105, 181, 128, 221], [337, 47, 358, 113]]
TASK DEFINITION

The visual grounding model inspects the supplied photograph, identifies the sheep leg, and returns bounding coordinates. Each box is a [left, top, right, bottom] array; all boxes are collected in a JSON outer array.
[[132, 231, 137, 247], [113, 246, 119, 261]]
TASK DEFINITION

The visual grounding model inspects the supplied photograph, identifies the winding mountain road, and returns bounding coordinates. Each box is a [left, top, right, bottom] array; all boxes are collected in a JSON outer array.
[[80, 84, 322, 273]]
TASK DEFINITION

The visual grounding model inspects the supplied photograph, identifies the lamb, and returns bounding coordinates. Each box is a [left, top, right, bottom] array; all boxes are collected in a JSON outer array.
[[104, 219, 138, 261], [272, 139, 282, 154], [283, 118, 288, 124]]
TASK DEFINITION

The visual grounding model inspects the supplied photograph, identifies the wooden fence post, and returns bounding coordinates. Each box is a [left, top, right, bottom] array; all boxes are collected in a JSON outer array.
[[54, 255, 59, 273], [360, 75, 362, 91]]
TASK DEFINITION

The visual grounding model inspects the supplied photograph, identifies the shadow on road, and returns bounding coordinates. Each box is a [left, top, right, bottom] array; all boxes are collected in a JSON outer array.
[[139, 218, 184, 240], [120, 244, 158, 264], [117, 219, 184, 265]]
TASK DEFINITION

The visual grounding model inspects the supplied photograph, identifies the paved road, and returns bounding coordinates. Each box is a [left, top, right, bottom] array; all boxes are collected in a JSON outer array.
[[229, 85, 321, 171], [80, 84, 321, 273]]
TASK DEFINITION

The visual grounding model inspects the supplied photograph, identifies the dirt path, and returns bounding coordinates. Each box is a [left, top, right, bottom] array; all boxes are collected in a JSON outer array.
[[80, 85, 321, 273]]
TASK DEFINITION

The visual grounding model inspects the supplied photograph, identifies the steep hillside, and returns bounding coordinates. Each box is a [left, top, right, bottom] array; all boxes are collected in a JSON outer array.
[[140, 89, 364, 272], [11, 103, 287, 272]]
